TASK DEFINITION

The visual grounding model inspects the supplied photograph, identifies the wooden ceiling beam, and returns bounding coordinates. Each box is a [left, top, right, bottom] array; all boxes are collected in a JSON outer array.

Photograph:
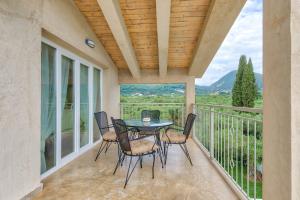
[[188, 0, 246, 77], [156, 0, 171, 77], [97, 0, 141, 79]]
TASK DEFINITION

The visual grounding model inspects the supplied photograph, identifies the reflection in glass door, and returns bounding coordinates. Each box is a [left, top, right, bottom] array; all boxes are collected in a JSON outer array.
[[93, 69, 101, 142], [41, 43, 56, 174], [61, 55, 75, 158], [80, 64, 89, 147]]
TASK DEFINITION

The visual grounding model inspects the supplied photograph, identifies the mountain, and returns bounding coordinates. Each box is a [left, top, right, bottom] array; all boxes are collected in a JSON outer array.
[[120, 70, 263, 96], [196, 70, 263, 95]]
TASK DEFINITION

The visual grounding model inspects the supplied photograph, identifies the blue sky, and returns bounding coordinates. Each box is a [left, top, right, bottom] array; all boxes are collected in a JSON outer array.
[[195, 0, 262, 86]]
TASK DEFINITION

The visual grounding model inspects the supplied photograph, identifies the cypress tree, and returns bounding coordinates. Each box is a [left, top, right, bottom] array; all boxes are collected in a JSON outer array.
[[241, 58, 257, 107], [232, 55, 247, 106]]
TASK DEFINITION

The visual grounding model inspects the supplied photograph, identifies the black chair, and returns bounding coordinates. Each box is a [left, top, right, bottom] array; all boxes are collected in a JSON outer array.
[[94, 111, 118, 161], [141, 110, 160, 121], [161, 113, 196, 166], [111, 118, 163, 188]]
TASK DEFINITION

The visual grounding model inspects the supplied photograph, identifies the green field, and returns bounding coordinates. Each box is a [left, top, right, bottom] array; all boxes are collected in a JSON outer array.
[[121, 94, 263, 108], [121, 94, 263, 198]]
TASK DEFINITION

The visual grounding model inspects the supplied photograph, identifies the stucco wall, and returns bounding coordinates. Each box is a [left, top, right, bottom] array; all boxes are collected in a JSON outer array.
[[42, 0, 111, 68], [0, 1, 42, 199], [0, 0, 120, 199], [263, 0, 300, 199], [42, 0, 120, 120]]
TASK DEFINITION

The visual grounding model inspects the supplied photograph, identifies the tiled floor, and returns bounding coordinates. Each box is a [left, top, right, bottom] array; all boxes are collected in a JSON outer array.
[[34, 140, 238, 200]]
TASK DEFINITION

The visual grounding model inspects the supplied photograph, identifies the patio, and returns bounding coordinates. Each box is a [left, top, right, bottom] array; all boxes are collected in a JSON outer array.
[[33, 140, 237, 200], [1, 0, 300, 199]]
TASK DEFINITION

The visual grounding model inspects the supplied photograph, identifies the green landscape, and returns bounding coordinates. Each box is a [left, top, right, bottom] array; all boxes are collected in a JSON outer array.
[[121, 55, 263, 198]]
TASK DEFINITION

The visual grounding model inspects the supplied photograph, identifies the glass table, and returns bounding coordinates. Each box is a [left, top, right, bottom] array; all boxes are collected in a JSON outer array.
[[125, 119, 173, 131], [125, 119, 173, 164]]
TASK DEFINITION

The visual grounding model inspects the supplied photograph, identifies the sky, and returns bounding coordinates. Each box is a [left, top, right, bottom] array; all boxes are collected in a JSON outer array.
[[195, 0, 262, 86]]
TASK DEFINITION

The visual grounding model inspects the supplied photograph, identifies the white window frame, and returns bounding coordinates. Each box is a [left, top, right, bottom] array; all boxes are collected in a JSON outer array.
[[41, 38, 103, 179]]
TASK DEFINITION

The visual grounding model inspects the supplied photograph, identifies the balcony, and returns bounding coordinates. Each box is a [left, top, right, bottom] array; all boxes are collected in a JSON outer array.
[[32, 103, 261, 200], [1, 0, 299, 200]]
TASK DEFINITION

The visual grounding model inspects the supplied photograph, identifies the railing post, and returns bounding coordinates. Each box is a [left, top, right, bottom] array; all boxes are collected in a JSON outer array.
[[210, 107, 214, 158]]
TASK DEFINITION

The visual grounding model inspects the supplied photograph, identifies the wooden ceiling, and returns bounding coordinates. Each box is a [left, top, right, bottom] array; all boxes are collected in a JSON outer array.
[[74, 0, 212, 71], [120, 0, 158, 69], [74, 0, 128, 69], [168, 0, 211, 68]]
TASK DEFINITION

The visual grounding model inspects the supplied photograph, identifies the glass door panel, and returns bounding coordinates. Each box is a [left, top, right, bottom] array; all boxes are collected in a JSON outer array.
[[80, 64, 89, 147], [93, 69, 101, 142], [41, 43, 56, 174], [61, 55, 75, 158]]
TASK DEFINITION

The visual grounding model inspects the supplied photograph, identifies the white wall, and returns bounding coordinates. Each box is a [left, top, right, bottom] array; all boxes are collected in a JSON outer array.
[[0, 1, 42, 199]]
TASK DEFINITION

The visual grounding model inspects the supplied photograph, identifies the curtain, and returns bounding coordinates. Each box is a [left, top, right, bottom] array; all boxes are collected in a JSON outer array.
[[80, 65, 89, 146], [93, 69, 100, 142], [93, 69, 100, 112], [41, 44, 56, 174], [61, 56, 71, 129]]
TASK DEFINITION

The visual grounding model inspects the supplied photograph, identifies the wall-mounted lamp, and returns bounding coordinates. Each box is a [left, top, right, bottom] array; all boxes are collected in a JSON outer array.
[[85, 39, 96, 48]]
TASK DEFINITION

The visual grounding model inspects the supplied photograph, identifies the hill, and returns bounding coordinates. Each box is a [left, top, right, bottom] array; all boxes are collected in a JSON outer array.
[[196, 70, 263, 95], [120, 70, 263, 96]]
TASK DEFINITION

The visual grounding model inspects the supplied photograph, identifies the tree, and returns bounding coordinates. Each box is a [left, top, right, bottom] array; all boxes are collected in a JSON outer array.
[[232, 55, 247, 106], [241, 58, 257, 107]]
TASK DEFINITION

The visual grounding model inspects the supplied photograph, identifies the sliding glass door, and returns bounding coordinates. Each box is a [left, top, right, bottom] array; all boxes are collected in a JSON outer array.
[[93, 68, 101, 142], [41, 43, 57, 174], [41, 39, 102, 176], [80, 64, 89, 147], [61, 55, 75, 158]]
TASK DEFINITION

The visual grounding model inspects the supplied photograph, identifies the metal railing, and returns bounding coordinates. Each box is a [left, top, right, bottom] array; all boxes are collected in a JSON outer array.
[[193, 104, 263, 200], [120, 103, 186, 127]]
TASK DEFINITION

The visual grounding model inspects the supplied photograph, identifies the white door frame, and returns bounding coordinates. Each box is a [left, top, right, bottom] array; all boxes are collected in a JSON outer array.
[[41, 38, 103, 179]]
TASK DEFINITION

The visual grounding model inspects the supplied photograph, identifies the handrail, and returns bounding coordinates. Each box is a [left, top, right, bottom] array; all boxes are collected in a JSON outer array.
[[193, 103, 263, 114], [120, 102, 185, 105]]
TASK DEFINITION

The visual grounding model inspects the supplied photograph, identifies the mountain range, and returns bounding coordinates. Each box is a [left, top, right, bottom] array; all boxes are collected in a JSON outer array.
[[121, 70, 263, 96]]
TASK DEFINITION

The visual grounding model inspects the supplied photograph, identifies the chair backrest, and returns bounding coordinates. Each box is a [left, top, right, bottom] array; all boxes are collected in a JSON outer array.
[[141, 110, 160, 121], [183, 113, 197, 139], [111, 118, 131, 152], [94, 111, 109, 136]]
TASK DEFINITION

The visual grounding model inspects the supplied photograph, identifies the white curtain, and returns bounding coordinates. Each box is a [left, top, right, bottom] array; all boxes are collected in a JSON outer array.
[[61, 56, 71, 119], [41, 44, 56, 174], [93, 69, 100, 141]]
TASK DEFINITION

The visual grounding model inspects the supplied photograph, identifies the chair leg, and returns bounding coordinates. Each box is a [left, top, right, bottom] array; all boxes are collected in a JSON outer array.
[[113, 152, 123, 175], [152, 153, 156, 179], [158, 149, 164, 168], [95, 141, 107, 161], [179, 143, 193, 166], [164, 143, 169, 165], [124, 157, 140, 188], [121, 154, 126, 166], [140, 156, 143, 168], [104, 142, 112, 154]]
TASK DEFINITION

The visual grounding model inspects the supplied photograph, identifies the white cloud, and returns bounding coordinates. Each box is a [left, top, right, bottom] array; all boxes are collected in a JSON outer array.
[[195, 0, 262, 86]]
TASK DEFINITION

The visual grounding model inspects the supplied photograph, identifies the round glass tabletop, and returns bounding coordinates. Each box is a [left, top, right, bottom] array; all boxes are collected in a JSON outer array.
[[125, 119, 173, 129]]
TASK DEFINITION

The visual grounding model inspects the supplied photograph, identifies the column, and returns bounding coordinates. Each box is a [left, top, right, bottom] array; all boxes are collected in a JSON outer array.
[[263, 0, 300, 199]]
